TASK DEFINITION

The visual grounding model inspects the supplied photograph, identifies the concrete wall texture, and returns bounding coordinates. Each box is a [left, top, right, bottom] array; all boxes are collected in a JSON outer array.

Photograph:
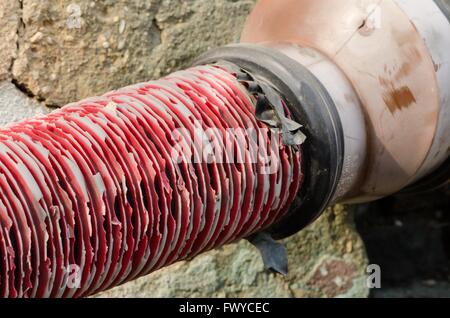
[[0, 0, 369, 298]]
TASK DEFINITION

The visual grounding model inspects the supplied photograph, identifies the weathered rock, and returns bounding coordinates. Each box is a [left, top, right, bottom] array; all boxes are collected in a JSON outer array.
[[94, 206, 369, 298], [0, 81, 51, 127], [11, 0, 255, 106], [0, 1, 20, 80]]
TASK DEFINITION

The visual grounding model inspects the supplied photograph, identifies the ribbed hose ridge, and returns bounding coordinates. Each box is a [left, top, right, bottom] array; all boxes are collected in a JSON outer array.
[[0, 64, 303, 297]]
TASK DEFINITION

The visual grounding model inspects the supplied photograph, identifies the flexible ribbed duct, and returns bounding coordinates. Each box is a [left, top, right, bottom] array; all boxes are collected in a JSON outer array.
[[0, 64, 303, 297]]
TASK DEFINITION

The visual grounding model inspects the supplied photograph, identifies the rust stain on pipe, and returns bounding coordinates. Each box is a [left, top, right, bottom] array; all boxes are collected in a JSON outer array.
[[380, 84, 417, 114]]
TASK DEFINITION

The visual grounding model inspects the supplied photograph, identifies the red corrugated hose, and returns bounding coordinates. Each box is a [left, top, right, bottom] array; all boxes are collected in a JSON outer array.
[[0, 64, 303, 297]]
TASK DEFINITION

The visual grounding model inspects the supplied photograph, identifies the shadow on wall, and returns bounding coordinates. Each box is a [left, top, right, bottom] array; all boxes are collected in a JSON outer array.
[[355, 186, 450, 298]]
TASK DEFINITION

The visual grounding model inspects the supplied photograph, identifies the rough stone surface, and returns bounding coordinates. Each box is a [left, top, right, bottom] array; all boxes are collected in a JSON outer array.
[[11, 0, 256, 106], [0, 1, 20, 80], [0, 81, 51, 127], [94, 206, 369, 298], [1, 0, 370, 298]]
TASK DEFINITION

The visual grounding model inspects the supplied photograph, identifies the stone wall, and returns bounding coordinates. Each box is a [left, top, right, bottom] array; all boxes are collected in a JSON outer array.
[[95, 206, 369, 298], [2, 0, 256, 106], [0, 0, 369, 298]]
